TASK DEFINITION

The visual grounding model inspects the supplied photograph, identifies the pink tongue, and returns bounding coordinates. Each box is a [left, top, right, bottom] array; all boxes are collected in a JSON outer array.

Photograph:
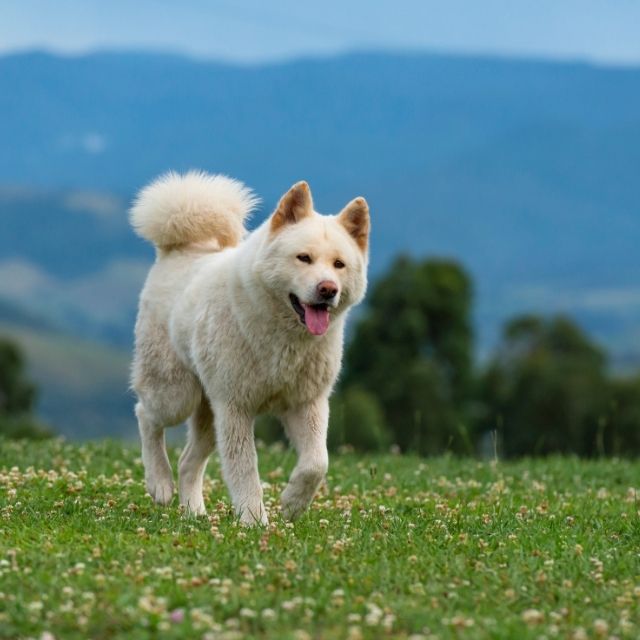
[[302, 304, 330, 336]]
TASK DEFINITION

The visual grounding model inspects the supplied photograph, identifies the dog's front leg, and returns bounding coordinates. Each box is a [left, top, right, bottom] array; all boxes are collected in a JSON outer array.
[[280, 397, 329, 520], [214, 404, 267, 526]]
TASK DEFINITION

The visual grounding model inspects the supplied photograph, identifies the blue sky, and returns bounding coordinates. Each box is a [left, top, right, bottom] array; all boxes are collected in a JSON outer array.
[[2, 0, 640, 65]]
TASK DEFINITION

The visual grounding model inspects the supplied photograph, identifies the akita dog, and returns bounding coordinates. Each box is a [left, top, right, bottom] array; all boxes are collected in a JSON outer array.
[[130, 172, 370, 524]]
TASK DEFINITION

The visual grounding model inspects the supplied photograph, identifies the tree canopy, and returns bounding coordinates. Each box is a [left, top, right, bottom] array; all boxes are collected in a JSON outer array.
[[340, 256, 474, 454], [334, 259, 640, 457], [0, 337, 50, 439]]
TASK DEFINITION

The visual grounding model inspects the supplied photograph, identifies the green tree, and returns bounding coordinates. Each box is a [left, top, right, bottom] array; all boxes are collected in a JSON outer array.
[[0, 338, 36, 414], [328, 387, 388, 452], [478, 315, 608, 456], [0, 337, 50, 439], [598, 375, 640, 456], [342, 257, 474, 454]]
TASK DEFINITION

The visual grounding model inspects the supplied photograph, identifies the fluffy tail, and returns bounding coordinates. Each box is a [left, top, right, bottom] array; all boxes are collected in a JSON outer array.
[[130, 171, 259, 251]]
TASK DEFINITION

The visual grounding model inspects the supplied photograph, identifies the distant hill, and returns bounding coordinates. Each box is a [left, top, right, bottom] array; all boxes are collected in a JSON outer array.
[[0, 188, 149, 345], [0, 321, 134, 439], [1, 49, 639, 370]]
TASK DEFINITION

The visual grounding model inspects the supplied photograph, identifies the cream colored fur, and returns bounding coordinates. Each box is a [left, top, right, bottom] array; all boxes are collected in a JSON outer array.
[[130, 172, 370, 524]]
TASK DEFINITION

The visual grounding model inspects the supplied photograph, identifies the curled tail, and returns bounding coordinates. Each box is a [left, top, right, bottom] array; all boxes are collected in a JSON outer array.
[[130, 171, 259, 251]]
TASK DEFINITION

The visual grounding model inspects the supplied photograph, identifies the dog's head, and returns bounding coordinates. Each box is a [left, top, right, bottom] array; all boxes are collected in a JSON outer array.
[[255, 181, 370, 336]]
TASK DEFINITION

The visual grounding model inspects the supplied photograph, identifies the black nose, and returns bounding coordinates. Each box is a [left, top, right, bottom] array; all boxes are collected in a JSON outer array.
[[317, 280, 338, 300]]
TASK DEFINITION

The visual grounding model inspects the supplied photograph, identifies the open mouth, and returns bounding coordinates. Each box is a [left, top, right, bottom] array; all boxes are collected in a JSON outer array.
[[289, 293, 330, 336]]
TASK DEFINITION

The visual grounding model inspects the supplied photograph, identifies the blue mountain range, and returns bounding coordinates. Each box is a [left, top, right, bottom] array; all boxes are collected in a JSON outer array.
[[1, 50, 639, 367]]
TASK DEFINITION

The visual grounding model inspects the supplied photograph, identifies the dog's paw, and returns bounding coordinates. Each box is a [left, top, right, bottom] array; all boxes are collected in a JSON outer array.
[[238, 502, 268, 527], [179, 494, 206, 516], [280, 495, 308, 521], [146, 474, 175, 505], [280, 462, 326, 520]]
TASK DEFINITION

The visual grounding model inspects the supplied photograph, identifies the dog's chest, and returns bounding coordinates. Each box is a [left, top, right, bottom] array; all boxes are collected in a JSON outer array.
[[194, 309, 343, 412], [252, 338, 340, 412]]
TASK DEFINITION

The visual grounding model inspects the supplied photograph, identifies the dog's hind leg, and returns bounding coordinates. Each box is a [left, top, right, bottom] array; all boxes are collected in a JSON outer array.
[[178, 397, 215, 515], [134, 365, 201, 506], [280, 397, 330, 521]]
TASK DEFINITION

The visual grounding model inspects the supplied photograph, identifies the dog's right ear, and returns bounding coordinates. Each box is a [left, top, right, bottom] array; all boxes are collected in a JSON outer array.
[[270, 181, 313, 232]]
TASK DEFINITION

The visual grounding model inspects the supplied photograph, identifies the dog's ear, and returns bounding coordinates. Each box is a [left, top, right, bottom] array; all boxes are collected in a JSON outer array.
[[270, 181, 313, 232], [338, 197, 370, 251]]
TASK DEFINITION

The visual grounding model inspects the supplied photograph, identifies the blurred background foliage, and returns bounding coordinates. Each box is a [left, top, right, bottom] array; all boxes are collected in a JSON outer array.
[[4, 254, 640, 456], [4, 252, 640, 455], [5, 253, 639, 457]]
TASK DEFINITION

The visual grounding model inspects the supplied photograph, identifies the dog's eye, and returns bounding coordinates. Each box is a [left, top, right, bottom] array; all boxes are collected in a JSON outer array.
[[297, 254, 312, 264], [334, 259, 346, 269]]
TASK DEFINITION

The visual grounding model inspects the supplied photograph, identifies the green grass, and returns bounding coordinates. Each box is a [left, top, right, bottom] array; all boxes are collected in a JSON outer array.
[[1, 439, 639, 639]]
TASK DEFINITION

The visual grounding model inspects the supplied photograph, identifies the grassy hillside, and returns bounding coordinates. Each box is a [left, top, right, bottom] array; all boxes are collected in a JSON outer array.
[[1, 439, 638, 639], [0, 322, 134, 439]]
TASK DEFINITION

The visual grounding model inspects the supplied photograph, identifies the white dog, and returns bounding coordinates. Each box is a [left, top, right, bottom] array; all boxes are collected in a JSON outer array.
[[130, 172, 370, 524]]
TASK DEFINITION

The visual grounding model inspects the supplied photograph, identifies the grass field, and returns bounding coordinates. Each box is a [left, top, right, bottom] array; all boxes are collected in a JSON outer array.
[[1, 438, 639, 639]]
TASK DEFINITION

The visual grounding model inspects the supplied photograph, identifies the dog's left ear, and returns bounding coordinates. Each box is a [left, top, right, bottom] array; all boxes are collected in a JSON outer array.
[[271, 181, 314, 232], [338, 197, 370, 251]]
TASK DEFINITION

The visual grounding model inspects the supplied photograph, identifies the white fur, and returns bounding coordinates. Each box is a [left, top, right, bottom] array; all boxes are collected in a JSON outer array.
[[130, 172, 370, 524]]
